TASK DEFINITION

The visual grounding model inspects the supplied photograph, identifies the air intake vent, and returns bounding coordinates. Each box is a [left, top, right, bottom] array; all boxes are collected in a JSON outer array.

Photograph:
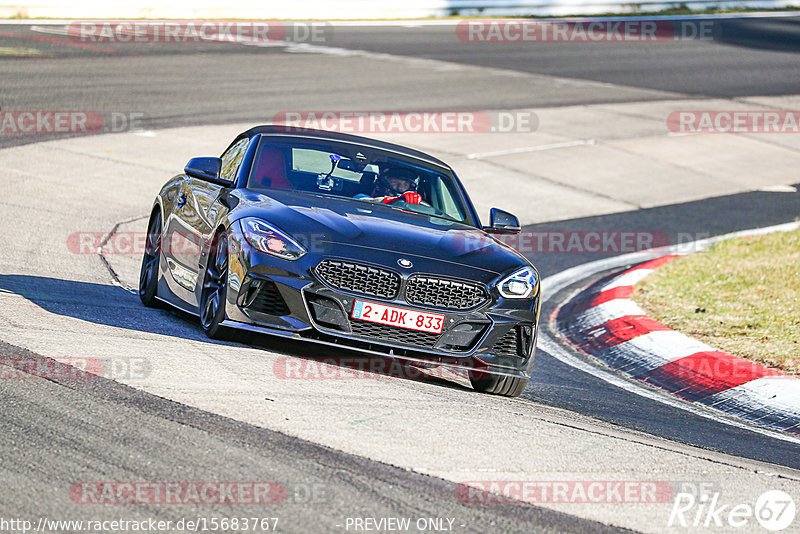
[[244, 280, 290, 316], [349, 320, 440, 349], [491, 326, 534, 358]]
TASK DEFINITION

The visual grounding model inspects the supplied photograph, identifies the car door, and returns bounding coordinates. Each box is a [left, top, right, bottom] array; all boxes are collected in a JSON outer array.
[[161, 175, 202, 307], [189, 138, 250, 307], [163, 138, 250, 310]]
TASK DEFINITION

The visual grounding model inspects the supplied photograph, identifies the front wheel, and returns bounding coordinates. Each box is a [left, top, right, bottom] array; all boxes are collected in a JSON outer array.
[[469, 371, 528, 397], [139, 211, 163, 308], [199, 231, 231, 340]]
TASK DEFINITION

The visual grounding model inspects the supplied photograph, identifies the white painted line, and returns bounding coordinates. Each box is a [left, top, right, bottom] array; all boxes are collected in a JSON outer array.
[[756, 184, 798, 193], [23, 22, 631, 93], [239, 39, 625, 93], [28, 20, 472, 78], [466, 139, 595, 160], [242, 40, 468, 73], [601, 268, 653, 291], [29, 24, 69, 36]]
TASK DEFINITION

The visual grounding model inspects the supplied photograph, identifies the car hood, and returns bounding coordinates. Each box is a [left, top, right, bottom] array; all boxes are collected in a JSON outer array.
[[230, 189, 530, 276]]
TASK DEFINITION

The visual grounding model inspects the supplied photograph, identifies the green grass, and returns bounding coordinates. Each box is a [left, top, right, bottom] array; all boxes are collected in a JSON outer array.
[[634, 228, 800, 376]]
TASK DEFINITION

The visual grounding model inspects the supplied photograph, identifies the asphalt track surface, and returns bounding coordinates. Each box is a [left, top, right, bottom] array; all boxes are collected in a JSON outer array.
[[0, 336, 621, 533], [3, 17, 800, 148], [1, 16, 800, 533]]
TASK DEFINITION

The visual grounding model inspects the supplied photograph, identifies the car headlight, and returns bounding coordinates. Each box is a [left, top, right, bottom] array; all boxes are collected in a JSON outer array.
[[240, 217, 306, 261], [497, 266, 537, 299]]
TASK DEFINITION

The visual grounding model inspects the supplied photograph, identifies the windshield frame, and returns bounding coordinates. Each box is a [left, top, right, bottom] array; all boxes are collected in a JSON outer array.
[[241, 134, 479, 228]]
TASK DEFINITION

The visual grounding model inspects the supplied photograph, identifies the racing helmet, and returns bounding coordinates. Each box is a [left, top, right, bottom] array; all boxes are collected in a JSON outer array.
[[373, 166, 419, 197]]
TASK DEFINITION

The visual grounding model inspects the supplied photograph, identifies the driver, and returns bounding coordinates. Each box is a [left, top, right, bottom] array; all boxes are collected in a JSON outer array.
[[356, 167, 422, 205]]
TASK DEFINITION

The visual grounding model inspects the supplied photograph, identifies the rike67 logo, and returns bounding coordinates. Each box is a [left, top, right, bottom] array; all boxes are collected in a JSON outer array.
[[669, 490, 796, 531]]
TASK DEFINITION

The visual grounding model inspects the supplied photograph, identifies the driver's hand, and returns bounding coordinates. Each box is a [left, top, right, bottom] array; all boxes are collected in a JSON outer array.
[[383, 192, 422, 205]]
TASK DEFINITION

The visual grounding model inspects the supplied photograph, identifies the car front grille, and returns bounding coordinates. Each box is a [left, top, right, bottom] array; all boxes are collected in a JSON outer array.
[[315, 260, 400, 300], [349, 320, 441, 349], [405, 276, 488, 310]]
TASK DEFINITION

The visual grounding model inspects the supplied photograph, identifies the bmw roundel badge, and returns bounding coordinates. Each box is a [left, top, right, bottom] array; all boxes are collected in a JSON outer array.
[[397, 258, 413, 269]]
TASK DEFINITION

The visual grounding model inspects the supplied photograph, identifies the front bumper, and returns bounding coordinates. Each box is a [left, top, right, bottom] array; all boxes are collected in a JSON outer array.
[[225, 233, 540, 377]]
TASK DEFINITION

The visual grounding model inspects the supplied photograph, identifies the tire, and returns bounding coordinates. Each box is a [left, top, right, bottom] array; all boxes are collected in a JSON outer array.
[[199, 231, 231, 340], [469, 370, 528, 397], [139, 210, 163, 308]]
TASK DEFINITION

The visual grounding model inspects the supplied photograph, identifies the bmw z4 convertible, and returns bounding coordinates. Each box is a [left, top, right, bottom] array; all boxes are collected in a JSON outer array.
[[139, 126, 540, 397]]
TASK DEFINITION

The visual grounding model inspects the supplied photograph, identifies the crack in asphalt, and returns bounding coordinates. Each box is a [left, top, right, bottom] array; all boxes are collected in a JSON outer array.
[[97, 214, 148, 293]]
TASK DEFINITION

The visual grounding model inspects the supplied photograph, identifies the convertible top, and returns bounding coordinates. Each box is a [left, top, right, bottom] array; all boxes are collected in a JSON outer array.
[[225, 125, 451, 170]]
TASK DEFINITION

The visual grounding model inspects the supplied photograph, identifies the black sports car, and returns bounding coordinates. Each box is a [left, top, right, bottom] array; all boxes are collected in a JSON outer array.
[[139, 126, 540, 397]]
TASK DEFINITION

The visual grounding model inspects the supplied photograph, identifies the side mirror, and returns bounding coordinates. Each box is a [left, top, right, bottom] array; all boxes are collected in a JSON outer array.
[[484, 208, 521, 234], [184, 157, 231, 187]]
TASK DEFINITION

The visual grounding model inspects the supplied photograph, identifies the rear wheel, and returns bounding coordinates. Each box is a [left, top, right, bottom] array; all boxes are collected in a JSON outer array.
[[139, 210, 163, 308], [469, 371, 528, 397], [200, 231, 231, 340]]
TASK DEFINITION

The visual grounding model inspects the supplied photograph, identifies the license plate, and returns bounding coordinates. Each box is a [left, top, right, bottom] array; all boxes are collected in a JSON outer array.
[[351, 299, 445, 334]]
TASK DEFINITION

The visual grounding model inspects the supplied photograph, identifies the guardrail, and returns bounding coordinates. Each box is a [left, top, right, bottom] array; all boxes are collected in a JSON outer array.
[[1, 0, 796, 18]]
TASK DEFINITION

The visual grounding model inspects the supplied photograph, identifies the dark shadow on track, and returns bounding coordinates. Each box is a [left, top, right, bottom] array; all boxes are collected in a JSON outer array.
[[716, 17, 800, 53], [0, 274, 213, 341], [0, 274, 472, 393]]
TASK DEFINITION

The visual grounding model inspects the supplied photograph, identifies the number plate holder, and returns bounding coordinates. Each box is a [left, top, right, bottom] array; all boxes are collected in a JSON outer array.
[[351, 299, 445, 334]]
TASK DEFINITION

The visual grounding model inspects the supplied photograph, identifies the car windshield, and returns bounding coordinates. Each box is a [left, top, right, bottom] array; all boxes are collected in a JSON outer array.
[[246, 138, 471, 224]]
